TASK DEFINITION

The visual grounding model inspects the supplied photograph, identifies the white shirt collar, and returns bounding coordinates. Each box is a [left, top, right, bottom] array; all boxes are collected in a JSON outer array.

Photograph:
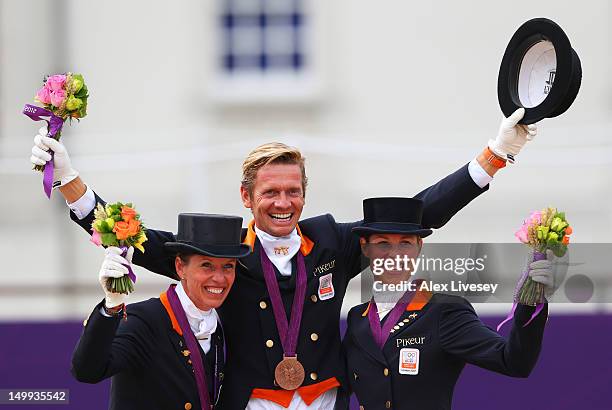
[[372, 277, 414, 320], [254, 225, 301, 276], [175, 282, 218, 343]]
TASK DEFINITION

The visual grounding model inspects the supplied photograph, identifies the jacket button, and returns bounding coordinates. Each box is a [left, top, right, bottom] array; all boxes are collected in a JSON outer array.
[[311, 295, 318, 303], [259, 301, 267, 309], [386, 400, 391, 408], [185, 403, 192, 410], [310, 333, 319, 341], [266, 340, 274, 348], [383, 368, 389, 376], [310, 372, 318, 381]]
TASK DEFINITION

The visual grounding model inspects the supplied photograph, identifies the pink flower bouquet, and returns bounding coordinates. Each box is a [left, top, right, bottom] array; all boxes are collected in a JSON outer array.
[[23, 72, 89, 197], [514, 207, 572, 306]]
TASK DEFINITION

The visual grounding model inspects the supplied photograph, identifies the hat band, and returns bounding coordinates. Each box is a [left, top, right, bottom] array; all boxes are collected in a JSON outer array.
[[362, 222, 423, 230], [175, 241, 243, 252]]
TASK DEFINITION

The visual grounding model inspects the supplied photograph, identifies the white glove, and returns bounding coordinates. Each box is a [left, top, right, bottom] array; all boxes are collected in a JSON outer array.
[[99, 246, 134, 308], [528, 249, 566, 298], [30, 126, 79, 187], [488, 108, 537, 163]]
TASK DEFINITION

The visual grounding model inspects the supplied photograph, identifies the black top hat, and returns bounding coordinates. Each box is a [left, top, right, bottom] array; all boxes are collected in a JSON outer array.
[[498, 18, 582, 124], [164, 213, 251, 258], [351, 197, 433, 238]]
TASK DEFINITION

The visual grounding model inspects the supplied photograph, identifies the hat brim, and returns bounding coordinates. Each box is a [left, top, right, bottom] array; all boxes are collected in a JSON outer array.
[[164, 242, 252, 258], [352, 223, 433, 238], [498, 18, 581, 124]]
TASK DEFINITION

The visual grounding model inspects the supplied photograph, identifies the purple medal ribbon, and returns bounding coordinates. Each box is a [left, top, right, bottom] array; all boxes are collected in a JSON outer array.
[[260, 249, 307, 357], [22, 104, 64, 199], [166, 284, 212, 410], [496, 251, 546, 332], [367, 288, 416, 349]]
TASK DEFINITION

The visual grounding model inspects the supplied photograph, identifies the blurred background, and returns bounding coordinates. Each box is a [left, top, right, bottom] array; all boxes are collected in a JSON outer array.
[[1, 0, 611, 409]]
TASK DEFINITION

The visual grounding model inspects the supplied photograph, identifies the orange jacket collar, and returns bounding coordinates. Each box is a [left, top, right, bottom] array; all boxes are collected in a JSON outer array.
[[243, 220, 314, 256], [160, 289, 182, 336]]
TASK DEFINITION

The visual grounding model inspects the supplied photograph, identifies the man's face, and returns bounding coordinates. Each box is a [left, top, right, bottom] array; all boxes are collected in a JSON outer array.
[[240, 163, 305, 237], [361, 233, 422, 285], [175, 255, 237, 310]]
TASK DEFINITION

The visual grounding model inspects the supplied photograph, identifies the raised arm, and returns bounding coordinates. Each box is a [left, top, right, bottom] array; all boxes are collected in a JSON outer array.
[[71, 248, 157, 383], [439, 298, 547, 377], [334, 108, 537, 279], [438, 247, 558, 377], [30, 128, 179, 280], [71, 300, 157, 383]]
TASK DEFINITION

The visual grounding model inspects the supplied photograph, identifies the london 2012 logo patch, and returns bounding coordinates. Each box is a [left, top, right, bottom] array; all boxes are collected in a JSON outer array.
[[318, 273, 335, 300]]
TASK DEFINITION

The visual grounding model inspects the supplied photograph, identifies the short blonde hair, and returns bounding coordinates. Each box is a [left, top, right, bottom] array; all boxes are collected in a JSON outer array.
[[241, 142, 307, 196]]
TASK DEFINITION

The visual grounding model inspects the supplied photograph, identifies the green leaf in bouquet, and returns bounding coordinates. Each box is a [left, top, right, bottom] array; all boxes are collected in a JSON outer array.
[[92, 219, 103, 232], [77, 97, 88, 118], [551, 243, 567, 257], [97, 220, 111, 232], [101, 233, 119, 247]]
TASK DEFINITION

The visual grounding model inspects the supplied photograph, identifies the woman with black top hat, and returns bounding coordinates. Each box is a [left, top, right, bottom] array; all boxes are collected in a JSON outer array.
[[343, 197, 556, 410], [71, 213, 251, 410]]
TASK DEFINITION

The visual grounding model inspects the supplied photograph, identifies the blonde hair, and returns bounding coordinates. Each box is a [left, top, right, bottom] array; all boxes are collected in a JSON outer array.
[[241, 142, 307, 196]]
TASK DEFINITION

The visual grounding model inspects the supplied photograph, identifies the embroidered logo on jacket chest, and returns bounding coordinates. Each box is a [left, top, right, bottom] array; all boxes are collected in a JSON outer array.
[[314, 259, 336, 275]]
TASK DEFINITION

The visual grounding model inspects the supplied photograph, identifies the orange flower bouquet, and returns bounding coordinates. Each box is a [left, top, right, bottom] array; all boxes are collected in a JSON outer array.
[[91, 202, 147, 294]]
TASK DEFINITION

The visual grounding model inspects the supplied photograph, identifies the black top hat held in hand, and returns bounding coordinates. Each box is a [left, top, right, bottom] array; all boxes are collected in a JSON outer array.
[[165, 213, 251, 258], [352, 197, 433, 238], [498, 18, 582, 124]]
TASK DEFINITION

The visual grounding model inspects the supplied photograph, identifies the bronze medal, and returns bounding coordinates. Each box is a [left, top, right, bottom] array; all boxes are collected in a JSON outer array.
[[274, 356, 305, 390]]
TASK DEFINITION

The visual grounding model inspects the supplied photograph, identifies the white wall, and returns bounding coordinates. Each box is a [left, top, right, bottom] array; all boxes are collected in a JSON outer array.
[[1, 0, 610, 320]]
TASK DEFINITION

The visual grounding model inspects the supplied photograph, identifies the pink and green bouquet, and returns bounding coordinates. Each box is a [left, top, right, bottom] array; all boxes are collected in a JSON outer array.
[[23, 73, 89, 197], [514, 207, 572, 306], [34, 73, 89, 123], [91, 202, 148, 295]]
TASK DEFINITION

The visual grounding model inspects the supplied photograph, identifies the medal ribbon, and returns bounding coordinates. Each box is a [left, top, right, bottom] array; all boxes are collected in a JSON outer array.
[[22, 104, 65, 199], [260, 249, 307, 357], [367, 288, 417, 349], [166, 284, 212, 410]]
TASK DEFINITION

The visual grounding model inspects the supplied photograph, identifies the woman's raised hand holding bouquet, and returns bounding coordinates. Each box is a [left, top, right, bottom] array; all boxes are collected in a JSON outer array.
[[498, 207, 572, 331], [514, 207, 572, 306], [23, 72, 88, 198], [91, 203, 148, 295]]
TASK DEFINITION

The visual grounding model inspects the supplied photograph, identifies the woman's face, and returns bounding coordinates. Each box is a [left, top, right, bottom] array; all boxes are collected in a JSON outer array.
[[175, 254, 237, 310], [361, 233, 422, 285]]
